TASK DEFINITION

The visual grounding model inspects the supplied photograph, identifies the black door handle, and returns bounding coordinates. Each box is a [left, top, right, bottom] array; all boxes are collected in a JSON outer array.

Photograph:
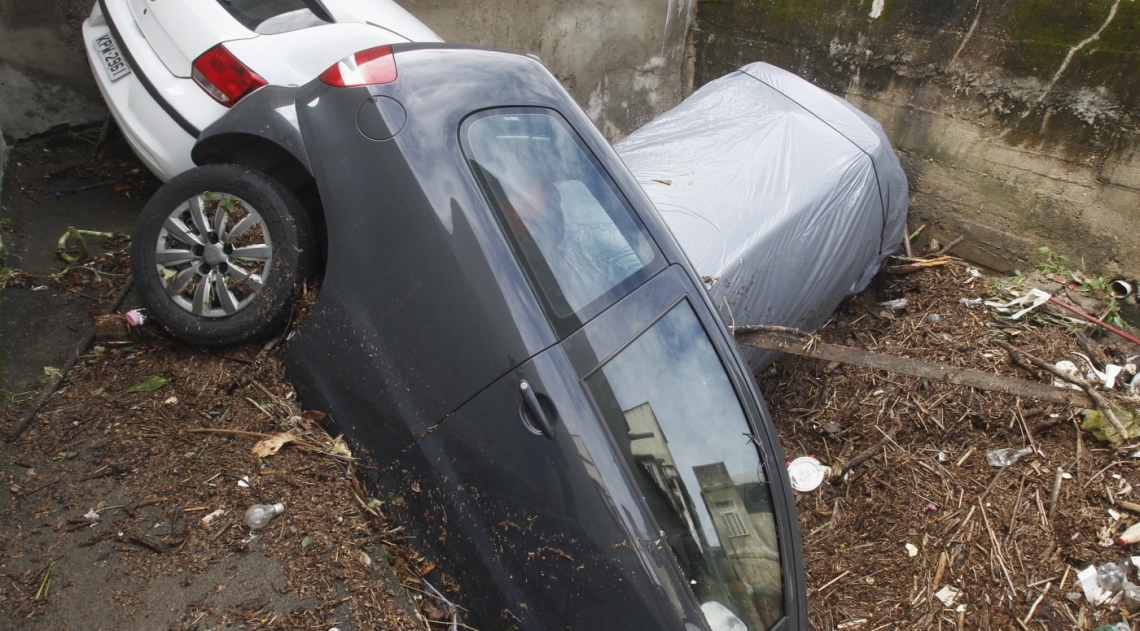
[[519, 380, 555, 440]]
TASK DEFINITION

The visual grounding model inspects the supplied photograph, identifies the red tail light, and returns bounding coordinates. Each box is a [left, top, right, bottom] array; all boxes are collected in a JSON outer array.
[[319, 46, 397, 87], [191, 45, 267, 107]]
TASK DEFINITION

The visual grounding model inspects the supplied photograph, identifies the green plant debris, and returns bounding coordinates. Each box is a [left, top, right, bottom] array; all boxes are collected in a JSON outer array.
[[1081, 408, 1140, 444], [126, 376, 167, 393]]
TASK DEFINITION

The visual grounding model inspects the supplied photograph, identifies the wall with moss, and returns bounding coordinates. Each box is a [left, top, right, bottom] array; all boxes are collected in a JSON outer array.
[[696, 0, 1140, 278]]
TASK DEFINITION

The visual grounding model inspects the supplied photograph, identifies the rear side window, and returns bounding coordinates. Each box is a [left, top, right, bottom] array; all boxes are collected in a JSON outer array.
[[584, 301, 785, 631], [216, 0, 332, 34], [462, 108, 663, 337]]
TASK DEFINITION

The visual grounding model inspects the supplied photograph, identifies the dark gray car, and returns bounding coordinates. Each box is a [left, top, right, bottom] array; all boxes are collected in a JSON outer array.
[[132, 43, 806, 631]]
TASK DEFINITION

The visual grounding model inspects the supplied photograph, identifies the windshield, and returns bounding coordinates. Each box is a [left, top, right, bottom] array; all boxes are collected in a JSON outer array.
[[215, 0, 332, 33], [584, 301, 784, 631], [462, 109, 663, 337]]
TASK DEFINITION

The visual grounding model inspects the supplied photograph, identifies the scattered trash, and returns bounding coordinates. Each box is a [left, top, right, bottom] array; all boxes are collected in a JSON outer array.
[[1074, 353, 1125, 389], [787, 456, 828, 492], [1052, 360, 1083, 390], [245, 503, 285, 530], [986, 447, 1033, 468], [164, 396, 178, 405], [236, 476, 249, 488], [985, 288, 1051, 320], [84, 509, 100, 521], [1079, 565, 1109, 604], [126, 376, 167, 393], [31, 285, 48, 292], [958, 297, 983, 307], [124, 309, 145, 326], [1118, 523, 1140, 546], [905, 543, 919, 557], [201, 509, 225, 525], [967, 267, 981, 278], [1093, 623, 1131, 631], [1111, 280, 1134, 299], [835, 620, 867, 630], [934, 585, 961, 607], [926, 313, 941, 324], [879, 298, 909, 310], [1098, 562, 1126, 594]]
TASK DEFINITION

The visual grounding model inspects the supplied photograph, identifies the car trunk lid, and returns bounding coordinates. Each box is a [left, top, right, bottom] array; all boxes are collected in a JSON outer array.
[[125, 0, 256, 78]]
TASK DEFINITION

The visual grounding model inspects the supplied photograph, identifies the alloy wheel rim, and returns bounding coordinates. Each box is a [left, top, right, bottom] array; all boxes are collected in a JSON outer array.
[[154, 192, 273, 318]]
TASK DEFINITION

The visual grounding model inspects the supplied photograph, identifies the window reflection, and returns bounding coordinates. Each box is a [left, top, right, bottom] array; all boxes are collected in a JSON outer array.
[[462, 111, 658, 325], [584, 302, 783, 631]]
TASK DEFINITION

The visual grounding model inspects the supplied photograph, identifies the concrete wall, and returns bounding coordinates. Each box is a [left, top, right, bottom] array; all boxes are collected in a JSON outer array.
[[0, 0, 106, 139], [696, 0, 1140, 279], [402, 0, 695, 140], [0, 0, 694, 144]]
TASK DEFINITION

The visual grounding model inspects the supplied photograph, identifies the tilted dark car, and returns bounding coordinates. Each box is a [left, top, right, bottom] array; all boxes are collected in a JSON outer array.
[[132, 43, 806, 630]]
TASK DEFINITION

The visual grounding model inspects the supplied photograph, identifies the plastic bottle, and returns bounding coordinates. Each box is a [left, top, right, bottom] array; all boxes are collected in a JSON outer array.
[[1118, 522, 1140, 546], [1098, 562, 1126, 594], [245, 503, 285, 530], [1123, 581, 1140, 610]]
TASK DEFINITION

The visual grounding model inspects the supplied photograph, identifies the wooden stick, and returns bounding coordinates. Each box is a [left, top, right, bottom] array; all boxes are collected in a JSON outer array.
[[1022, 582, 1051, 626], [734, 327, 1093, 407], [1047, 295, 1140, 347], [1000, 341, 1128, 441], [833, 425, 898, 483], [1048, 467, 1065, 524], [933, 236, 966, 257]]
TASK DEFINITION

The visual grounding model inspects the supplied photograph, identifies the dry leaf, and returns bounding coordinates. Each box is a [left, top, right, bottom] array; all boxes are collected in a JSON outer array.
[[251, 432, 297, 458], [330, 435, 351, 458]]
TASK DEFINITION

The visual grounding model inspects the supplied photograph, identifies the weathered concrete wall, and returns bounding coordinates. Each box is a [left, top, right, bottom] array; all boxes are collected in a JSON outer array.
[[0, 0, 106, 139], [374, 0, 696, 140], [1, 0, 694, 143], [696, 0, 1140, 279]]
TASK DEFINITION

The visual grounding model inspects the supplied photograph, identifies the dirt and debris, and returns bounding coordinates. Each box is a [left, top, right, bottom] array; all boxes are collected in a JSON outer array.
[[759, 257, 1140, 631], [0, 330, 440, 630]]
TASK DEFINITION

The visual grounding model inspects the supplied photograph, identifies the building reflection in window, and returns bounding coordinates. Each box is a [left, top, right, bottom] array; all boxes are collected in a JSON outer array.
[[584, 302, 783, 630]]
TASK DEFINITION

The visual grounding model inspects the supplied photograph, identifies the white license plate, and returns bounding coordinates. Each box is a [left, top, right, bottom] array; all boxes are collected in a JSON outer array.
[[92, 34, 131, 82]]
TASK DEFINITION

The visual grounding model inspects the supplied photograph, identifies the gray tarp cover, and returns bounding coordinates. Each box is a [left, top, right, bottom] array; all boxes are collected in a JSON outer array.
[[615, 62, 908, 368]]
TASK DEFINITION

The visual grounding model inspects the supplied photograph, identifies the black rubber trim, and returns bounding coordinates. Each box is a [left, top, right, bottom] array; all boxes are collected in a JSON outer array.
[[98, 0, 201, 138]]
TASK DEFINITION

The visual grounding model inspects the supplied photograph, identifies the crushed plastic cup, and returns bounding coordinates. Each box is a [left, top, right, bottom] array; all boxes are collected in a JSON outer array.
[[788, 457, 828, 492], [124, 309, 145, 326], [986, 447, 1033, 468]]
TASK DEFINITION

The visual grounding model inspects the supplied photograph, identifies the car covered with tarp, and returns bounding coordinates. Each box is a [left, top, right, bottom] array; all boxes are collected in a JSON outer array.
[[615, 62, 909, 368]]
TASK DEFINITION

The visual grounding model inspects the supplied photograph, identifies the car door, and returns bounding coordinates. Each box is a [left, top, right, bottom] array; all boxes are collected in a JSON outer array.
[[398, 265, 802, 631]]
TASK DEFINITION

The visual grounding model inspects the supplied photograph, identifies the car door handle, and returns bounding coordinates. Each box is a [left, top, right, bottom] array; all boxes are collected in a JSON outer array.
[[519, 380, 555, 440]]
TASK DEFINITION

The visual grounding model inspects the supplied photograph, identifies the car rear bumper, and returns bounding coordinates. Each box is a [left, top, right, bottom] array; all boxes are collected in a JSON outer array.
[[83, 0, 227, 181]]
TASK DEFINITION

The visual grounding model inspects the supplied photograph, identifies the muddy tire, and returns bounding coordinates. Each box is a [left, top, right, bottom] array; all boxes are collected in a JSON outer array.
[[131, 164, 315, 347]]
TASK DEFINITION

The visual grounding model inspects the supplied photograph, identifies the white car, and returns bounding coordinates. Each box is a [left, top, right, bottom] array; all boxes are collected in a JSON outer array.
[[83, 0, 441, 182]]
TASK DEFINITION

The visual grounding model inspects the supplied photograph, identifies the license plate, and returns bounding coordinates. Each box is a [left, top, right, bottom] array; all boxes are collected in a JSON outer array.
[[92, 34, 131, 82]]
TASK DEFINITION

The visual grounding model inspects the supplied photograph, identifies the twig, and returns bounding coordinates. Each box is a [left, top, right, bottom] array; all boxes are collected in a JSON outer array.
[[814, 570, 851, 594], [7, 276, 134, 441], [1022, 582, 1052, 626], [1000, 340, 1129, 442], [933, 236, 965, 257], [833, 426, 898, 483], [1048, 467, 1065, 524]]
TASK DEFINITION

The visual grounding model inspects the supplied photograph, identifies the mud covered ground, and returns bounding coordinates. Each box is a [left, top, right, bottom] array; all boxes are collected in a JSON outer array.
[[760, 262, 1140, 630]]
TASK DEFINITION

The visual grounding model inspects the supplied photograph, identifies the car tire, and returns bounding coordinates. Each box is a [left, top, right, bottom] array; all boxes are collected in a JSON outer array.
[[131, 164, 315, 347]]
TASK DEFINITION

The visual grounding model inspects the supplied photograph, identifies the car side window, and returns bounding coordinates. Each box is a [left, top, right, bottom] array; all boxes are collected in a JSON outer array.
[[462, 109, 662, 337], [583, 300, 785, 631]]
